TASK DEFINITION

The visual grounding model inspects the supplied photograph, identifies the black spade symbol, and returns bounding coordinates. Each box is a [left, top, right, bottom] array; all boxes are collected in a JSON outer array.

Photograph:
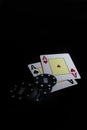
[[68, 79, 74, 84], [34, 70, 39, 74]]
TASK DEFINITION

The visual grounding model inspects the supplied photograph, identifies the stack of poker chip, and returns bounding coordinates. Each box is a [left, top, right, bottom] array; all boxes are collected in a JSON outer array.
[[9, 74, 57, 103]]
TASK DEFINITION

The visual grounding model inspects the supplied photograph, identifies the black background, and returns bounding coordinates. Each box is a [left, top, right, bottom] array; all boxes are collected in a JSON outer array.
[[2, 0, 87, 128]]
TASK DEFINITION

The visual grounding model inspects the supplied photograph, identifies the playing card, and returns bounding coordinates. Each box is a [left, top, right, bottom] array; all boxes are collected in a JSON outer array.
[[40, 53, 81, 81], [52, 79, 78, 92], [28, 62, 43, 77]]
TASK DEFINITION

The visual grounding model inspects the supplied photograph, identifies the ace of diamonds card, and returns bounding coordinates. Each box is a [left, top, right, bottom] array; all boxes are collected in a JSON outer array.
[[40, 53, 81, 81]]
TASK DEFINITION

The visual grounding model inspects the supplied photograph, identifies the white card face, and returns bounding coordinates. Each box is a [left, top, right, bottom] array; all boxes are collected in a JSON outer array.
[[28, 62, 43, 77], [40, 53, 81, 81], [51, 79, 77, 92]]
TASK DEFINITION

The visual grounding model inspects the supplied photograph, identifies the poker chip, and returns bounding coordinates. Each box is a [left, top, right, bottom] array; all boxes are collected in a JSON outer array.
[[34, 74, 57, 96], [9, 82, 27, 101], [34, 74, 57, 89]]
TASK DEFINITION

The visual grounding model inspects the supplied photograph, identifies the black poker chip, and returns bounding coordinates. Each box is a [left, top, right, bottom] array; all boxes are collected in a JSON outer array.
[[9, 82, 33, 101], [34, 74, 57, 90]]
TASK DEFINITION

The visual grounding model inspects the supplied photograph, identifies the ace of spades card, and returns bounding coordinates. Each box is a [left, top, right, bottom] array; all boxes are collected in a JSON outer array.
[[28, 62, 43, 77]]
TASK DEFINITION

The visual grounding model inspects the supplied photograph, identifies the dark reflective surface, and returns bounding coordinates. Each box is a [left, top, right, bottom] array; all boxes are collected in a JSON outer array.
[[4, 0, 87, 127]]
